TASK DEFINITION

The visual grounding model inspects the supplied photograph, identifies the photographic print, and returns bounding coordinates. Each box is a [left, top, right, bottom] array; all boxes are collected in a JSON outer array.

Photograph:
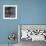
[[3, 5, 17, 19], [18, 24, 46, 46]]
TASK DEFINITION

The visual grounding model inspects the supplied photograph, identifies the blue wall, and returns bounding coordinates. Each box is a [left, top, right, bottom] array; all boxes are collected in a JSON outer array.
[[0, 0, 21, 44], [20, 0, 46, 24], [0, 0, 46, 44]]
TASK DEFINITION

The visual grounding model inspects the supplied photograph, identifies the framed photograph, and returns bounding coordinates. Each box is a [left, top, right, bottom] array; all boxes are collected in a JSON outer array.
[[18, 24, 46, 42], [3, 5, 17, 19]]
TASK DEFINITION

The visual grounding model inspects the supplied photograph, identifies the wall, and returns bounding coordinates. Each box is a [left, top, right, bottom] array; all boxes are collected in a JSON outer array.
[[0, 0, 21, 44], [20, 0, 46, 24]]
